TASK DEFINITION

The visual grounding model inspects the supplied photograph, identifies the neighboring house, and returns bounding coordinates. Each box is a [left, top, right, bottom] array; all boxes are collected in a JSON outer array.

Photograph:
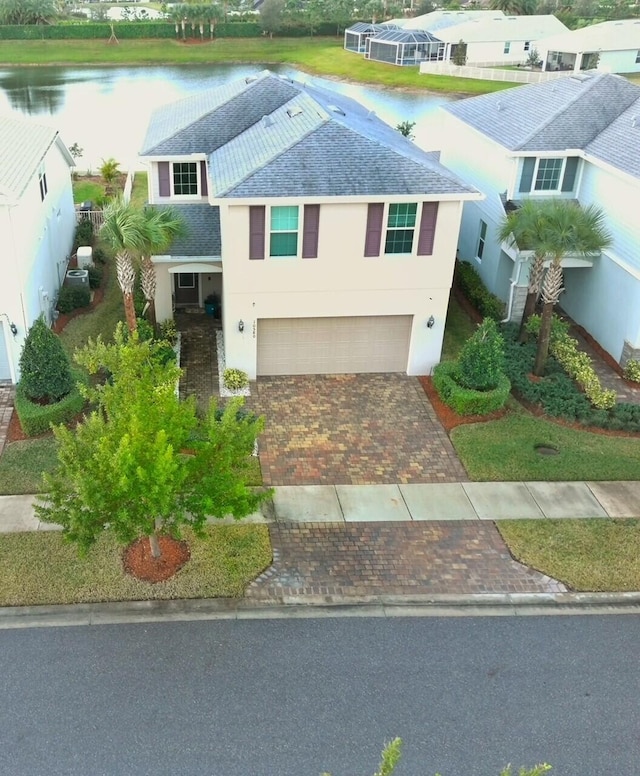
[[538, 19, 640, 74], [139, 70, 480, 379], [0, 115, 76, 383], [423, 71, 640, 366], [432, 14, 568, 66]]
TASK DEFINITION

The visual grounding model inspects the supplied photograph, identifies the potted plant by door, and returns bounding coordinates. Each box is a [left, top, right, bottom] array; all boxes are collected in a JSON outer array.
[[204, 293, 219, 317]]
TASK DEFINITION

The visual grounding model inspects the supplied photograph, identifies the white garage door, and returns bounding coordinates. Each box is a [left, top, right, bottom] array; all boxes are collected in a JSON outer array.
[[0, 327, 10, 381], [257, 316, 412, 376]]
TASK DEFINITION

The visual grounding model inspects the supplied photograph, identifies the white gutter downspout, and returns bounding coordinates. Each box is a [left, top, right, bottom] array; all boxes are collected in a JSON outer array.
[[502, 255, 526, 324]]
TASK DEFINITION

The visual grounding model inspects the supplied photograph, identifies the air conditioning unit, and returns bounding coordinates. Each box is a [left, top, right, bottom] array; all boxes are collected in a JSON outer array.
[[66, 269, 89, 287], [76, 246, 93, 269]]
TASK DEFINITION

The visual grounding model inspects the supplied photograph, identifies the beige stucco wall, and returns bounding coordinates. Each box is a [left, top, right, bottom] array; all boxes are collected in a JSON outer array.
[[217, 198, 464, 378]]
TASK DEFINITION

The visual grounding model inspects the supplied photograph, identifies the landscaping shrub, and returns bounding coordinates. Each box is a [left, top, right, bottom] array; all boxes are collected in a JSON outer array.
[[454, 261, 505, 320], [87, 265, 103, 289], [19, 317, 74, 403], [223, 368, 249, 391], [57, 286, 91, 314], [433, 361, 511, 416], [457, 318, 505, 391], [92, 247, 108, 265], [624, 359, 640, 383], [73, 218, 94, 250], [159, 318, 178, 345], [15, 372, 86, 437]]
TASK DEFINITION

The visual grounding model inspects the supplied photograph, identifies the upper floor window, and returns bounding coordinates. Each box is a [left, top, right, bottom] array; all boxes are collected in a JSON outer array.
[[476, 220, 487, 261], [173, 162, 198, 196], [523, 41, 530, 52], [38, 164, 48, 202], [504, 41, 511, 54], [519, 156, 580, 195], [385, 203, 418, 254], [636, 49, 640, 64], [270, 206, 299, 257]]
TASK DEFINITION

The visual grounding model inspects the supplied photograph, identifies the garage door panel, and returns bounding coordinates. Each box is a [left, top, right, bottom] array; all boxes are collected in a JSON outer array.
[[0, 327, 10, 381], [257, 316, 411, 375]]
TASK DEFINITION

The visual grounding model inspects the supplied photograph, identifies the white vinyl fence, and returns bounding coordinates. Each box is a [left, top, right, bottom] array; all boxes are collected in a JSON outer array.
[[420, 63, 575, 84]]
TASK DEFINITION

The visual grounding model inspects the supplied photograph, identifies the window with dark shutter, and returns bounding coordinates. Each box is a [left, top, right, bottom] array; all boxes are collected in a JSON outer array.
[[519, 158, 535, 193], [249, 206, 266, 260], [364, 203, 384, 257], [200, 160, 208, 197], [302, 204, 320, 258], [561, 157, 579, 192], [158, 162, 170, 197], [417, 202, 439, 256]]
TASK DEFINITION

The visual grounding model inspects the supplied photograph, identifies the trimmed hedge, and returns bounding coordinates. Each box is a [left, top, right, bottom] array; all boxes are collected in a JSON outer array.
[[432, 360, 511, 416], [0, 20, 262, 40], [454, 261, 505, 321], [57, 286, 91, 314], [15, 371, 86, 437]]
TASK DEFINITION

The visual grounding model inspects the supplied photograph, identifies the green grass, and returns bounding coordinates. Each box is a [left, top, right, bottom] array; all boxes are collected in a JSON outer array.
[[441, 295, 476, 362], [129, 171, 148, 208], [451, 405, 640, 481], [72, 179, 105, 205], [0, 38, 511, 95], [498, 519, 640, 591], [59, 250, 125, 357], [0, 524, 272, 605], [0, 438, 58, 495]]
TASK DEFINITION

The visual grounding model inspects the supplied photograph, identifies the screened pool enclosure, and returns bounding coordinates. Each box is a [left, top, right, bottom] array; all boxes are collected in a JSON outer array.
[[365, 29, 444, 66], [344, 22, 401, 53]]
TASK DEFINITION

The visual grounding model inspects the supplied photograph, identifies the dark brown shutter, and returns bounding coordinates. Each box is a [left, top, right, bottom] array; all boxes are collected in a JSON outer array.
[[417, 202, 439, 256], [364, 203, 384, 257], [302, 204, 320, 259], [158, 162, 170, 197], [249, 206, 265, 260], [200, 160, 208, 196]]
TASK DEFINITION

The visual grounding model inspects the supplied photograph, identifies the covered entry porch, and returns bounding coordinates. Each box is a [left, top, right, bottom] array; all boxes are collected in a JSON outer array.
[[153, 260, 223, 321]]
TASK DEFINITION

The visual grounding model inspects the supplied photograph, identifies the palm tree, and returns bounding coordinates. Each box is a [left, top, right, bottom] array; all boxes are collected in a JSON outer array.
[[100, 198, 147, 333], [499, 200, 553, 342], [139, 207, 185, 330], [531, 201, 611, 376]]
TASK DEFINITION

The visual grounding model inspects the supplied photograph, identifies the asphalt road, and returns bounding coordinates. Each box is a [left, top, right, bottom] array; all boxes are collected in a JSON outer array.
[[0, 615, 638, 776]]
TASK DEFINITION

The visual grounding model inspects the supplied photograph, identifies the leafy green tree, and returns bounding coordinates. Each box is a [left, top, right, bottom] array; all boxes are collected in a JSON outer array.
[[99, 157, 120, 196], [19, 317, 74, 403], [260, 0, 286, 38], [451, 40, 467, 66], [36, 325, 269, 559], [525, 48, 541, 68], [396, 120, 416, 139], [0, 0, 58, 24], [458, 318, 505, 391]]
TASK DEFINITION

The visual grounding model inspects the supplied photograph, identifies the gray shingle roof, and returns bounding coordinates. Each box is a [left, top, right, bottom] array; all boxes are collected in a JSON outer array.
[[142, 70, 477, 199], [140, 71, 299, 156], [156, 204, 221, 257], [0, 114, 59, 200], [445, 72, 640, 177]]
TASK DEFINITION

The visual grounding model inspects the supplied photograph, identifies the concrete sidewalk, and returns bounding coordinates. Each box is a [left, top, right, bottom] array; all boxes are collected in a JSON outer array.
[[3, 480, 640, 533]]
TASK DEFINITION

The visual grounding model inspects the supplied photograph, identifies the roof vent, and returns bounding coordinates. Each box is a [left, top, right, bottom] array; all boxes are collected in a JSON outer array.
[[287, 106, 303, 118], [262, 114, 274, 128], [632, 116, 640, 128], [327, 104, 345, 116], [497, 100, 503, 111], [366, 109, 376, 120], [245, 76, 257, 84]]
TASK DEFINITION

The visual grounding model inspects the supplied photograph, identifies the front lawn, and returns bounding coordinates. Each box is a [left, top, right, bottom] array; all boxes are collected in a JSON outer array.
[[72, 178, 105, 205], [498, 519, 640, 591], [450, 405, 640, 481], [0, 438, 58, 495], [0, 524, 272, 606]]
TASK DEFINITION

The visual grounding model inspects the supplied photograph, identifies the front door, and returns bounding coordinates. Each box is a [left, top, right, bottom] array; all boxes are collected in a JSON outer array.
[[174, 273, 199, 306]]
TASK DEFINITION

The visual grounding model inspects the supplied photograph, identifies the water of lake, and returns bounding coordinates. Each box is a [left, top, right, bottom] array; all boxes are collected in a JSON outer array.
[[0, 64, 454, 170]]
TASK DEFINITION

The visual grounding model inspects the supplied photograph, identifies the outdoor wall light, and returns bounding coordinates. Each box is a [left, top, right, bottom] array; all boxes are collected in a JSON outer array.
[[427, 315, 435, 329], [238, 320, 245, 333], [0, 313, 17, 337]]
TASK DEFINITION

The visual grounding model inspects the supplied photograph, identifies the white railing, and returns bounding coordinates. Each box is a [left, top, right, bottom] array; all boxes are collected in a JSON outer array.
[[419, 62, 575, 83], [75, 209, 104, 229], [123, 168, 134, 204]]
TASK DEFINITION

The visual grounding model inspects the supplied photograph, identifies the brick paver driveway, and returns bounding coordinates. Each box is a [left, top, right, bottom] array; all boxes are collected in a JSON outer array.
[[245, 374, 468, 486]]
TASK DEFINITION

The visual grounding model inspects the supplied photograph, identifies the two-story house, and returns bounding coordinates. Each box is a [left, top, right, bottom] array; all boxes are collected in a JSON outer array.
[[139, 71, 480, 379], [0, 114, 76, 382], [424, 72, 640, 367]]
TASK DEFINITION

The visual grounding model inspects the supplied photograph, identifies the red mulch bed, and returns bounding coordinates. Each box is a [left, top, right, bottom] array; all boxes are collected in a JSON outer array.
[[52, 277, 106, 335], [419, 376, 507, 433], [123, 536, 191, 583]]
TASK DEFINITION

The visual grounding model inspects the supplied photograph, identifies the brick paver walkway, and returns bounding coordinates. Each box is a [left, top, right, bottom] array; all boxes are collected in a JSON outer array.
[[0, 382, 14, 457], [245, 374, 468, 486], [176, 311, 220, 413], [247, 521, 565, 600]]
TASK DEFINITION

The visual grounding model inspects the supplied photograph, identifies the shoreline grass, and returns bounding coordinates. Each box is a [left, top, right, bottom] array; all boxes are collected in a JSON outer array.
[[0, 38, 511, 95], [498, 519, 640, 591]]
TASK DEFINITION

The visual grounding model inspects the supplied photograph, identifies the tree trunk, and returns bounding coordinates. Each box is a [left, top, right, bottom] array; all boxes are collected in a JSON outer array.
[[149, 532, 161, 559], [533, 301, 555, 376], [517, 290, 539, 343], [123, 292, 138, 333], [519, 254, 546, 342]]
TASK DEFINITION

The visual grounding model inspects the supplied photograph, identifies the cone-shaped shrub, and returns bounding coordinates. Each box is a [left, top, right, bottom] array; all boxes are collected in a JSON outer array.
[[19, 317, 74, 403], [457, 318, 505, 392]]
